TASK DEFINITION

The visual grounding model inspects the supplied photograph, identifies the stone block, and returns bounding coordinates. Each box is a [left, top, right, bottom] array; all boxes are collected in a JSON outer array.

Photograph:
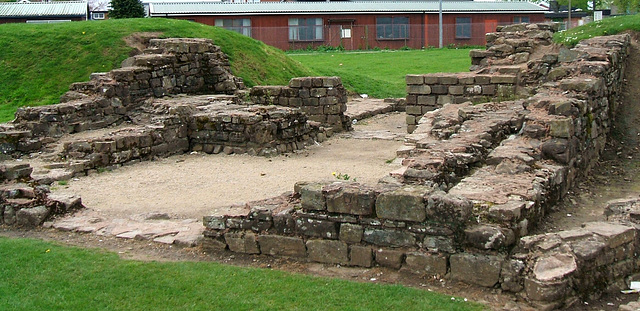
[[475, 75, 492, 85], [350, 245, 373, 267], [405, 105, 422, 115], [449, 85, 464, 95], [436, 95, 453, 105], [225, 232, 260, 254], [402, 252, 448, 276], [524, 277, 568, 302], [417, 95, 436, 105], [423, 235, 456, 253], [203, 215, 226, 230], [438, 76, 458, 85], [363, 229, 417, 247], [488, 201, 525, 223], [407, 85, 431, 95], [16, 206, 49, 227], [547, 118, 574, 138], [465, 85, 482, 95], [258, 235, 306, 258], [583, 222, 635, 249], [325, 184, 376, 216], [423, 75, 439, 84], [532, 253, 577, 282], [430, 85, 448, 95], [299, 183, 326, 211], [406, 115, 417, 125], [449, 253, 504, 287], [481, 84, 496, 95], [375, 248, 405, 269], [405, 75, 424, 85], [375, 186, 430, 222], [295, 218, 338, 239], [339, 223, 363, 243], [426, 191, 472, 224], [465, 225, 515, 250], [306, 240, 349, 264], [491, 75, 517, 84]]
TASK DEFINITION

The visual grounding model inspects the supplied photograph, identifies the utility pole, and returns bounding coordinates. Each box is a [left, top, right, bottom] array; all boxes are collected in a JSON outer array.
[[438, 0, 443, 48]]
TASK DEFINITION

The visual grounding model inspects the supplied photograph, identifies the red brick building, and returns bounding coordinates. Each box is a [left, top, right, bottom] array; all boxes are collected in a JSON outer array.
[[148, 1, 547, 50]]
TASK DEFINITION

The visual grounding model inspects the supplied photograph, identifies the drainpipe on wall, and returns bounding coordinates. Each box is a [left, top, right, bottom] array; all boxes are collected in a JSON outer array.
[[438, 0, 443, 48]]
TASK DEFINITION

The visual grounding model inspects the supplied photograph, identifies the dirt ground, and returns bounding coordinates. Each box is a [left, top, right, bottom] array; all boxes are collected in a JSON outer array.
[[49, 112, 405, 220], [4, 37, 640, 311]]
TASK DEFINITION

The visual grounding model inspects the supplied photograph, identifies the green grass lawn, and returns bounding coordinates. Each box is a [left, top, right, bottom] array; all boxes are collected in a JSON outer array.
[[288, 49, 473, 98], [0, 237, 485, 311], [0, 18, 311, 122], [554, 14, 640, 46]]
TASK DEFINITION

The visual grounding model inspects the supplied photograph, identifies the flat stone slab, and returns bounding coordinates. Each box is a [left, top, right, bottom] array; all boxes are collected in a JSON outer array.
[[51, 210, 204, 246]]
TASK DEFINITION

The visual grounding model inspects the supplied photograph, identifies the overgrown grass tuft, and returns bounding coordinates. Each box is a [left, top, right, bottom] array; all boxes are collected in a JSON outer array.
[[0, 18, 311, 122], [553, 14, 640, 46], [0, 237, 485, 311], [289, 49, 472, 98]]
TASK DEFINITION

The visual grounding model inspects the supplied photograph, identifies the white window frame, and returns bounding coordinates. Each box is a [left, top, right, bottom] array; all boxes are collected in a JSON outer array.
[[288, 18, 323, 41]]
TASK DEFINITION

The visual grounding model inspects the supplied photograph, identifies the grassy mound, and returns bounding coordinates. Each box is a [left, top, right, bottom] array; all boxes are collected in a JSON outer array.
[[554, 14, 640, 46], [0, 18, 311, 122]]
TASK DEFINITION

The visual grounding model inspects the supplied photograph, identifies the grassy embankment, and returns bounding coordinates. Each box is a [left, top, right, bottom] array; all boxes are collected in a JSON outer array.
[[289, 49, 473, 99], [0, 237, 485, 311], [0, 18, 311, 122], [554, 14, 640, 46]]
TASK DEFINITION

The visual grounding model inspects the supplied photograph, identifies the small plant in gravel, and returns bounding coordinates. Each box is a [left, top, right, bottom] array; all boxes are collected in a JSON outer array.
[[332, 171, 356, 182]]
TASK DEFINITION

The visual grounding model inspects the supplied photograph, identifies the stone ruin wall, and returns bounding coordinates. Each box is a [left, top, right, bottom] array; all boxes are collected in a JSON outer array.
[[0, 38, 351, 228], [202, 24, 637, 309], [250, 77, 352, 132]]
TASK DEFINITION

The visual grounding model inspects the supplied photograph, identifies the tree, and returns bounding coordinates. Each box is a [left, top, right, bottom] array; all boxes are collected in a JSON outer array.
[[109, 0, 145, 19]]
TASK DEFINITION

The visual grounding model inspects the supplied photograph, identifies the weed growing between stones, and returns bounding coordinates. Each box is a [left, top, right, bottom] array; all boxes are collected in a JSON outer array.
[[332, 172, 356, 182]]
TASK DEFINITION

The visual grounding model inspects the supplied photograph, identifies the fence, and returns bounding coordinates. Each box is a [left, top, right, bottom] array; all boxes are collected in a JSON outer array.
[[221, 22, 523, 51]]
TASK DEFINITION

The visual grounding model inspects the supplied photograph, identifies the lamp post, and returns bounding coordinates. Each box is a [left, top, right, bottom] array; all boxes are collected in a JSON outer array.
[[438, 0, 443, 48], [567, 0, 572, 30]]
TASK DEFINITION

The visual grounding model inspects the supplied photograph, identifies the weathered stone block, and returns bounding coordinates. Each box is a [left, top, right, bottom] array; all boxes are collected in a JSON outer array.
[[465, 225, 515, 250], [225, 232, 260, 254], [295, 218, 337, 239], [203, 215, 226, 230], [375, 186, 430, 222], [533, 253, 577, 282], [16, 206, 49, 227], [258, 235, 306, 257], [325, 184, 376, 216], [402, 252, 448, 276], [350, 245, 373, 267], [375, 248, 405, 269], [299, 183, 326, 211], [524, 277, 568, 302], [491, 75, 517, 84], [449, 85, 464, 95], [423, 235, 456, 253], [363, 229, 417, 247], [547, 118, 574, 138], [430, 85, 448, 95], [449, 253, 504, 287], [407, 85, 431, 95], [417, 95, 436, 105], [583, 222, 635, 249], [405, 75, 424, 85], [307, 240, 349, 264], [339, 223, 363, 243], [426, 191, 472, 224], [438, 76, 458, 85]]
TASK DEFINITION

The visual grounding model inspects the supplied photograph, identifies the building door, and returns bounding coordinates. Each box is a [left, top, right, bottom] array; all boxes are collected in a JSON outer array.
[[327, 19, 355, 50]]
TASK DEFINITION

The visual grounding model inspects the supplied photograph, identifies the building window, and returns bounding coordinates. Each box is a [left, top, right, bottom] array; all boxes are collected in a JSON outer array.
[[92, 12, 105, 20], [455, 17, 471, 39], [376, 16, 409, 39], [215, 19, 252, 37], [341, 28, 351, 39], [513, 16, 530, 24], [289, 18, 323, 41]]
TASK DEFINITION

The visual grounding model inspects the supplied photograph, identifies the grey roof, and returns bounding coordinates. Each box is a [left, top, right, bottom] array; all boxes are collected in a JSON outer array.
[[0, 1, 87, 18], [149, 1, 547, 16]]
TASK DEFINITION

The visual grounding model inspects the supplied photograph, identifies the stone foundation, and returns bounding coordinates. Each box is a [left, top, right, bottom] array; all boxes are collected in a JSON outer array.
[[202, 24, 636, 309], [250, 76, 351, 131]]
